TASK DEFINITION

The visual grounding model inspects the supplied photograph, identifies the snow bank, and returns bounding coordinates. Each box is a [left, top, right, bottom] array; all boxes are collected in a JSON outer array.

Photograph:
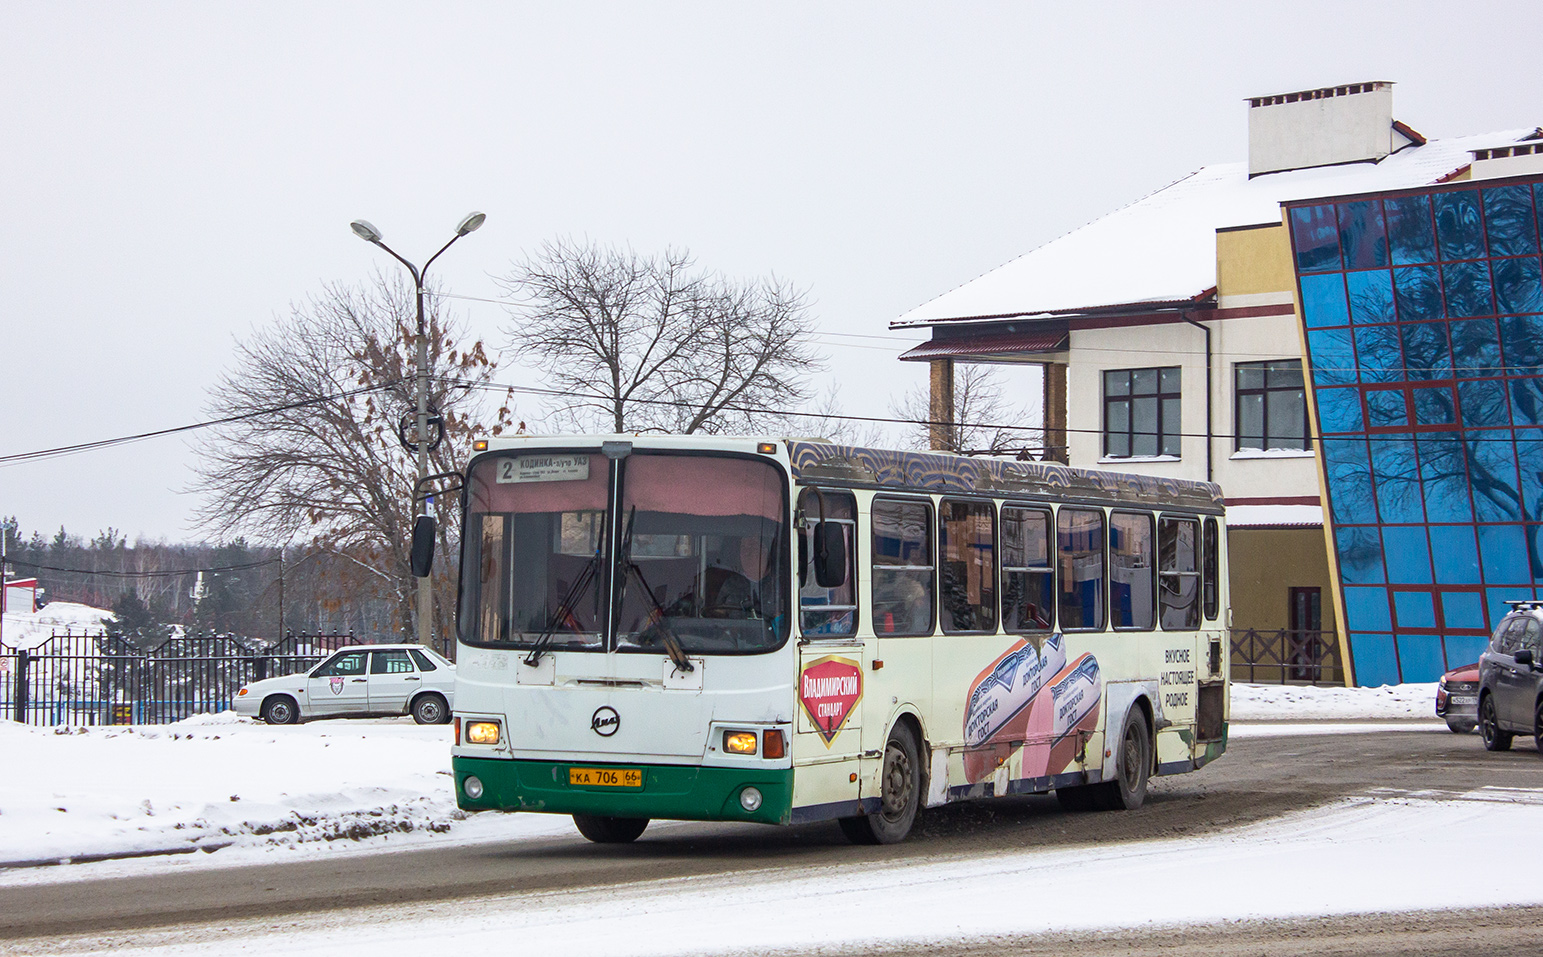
[[0, 715, 573, 872], [1230, 681, 1439, 721]]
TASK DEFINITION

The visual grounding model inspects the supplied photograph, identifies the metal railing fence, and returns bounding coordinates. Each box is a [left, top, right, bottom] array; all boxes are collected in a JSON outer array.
[[1, 632, 358, 726], [1230, 627, 1344, 686]]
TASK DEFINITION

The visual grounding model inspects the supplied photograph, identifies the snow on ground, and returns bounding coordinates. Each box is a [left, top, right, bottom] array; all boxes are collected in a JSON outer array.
[[0, 713, 579, 876], [1230, 681, 1439, 721], [0, 680, 1442, 880], [33, 789, 1543, 957]]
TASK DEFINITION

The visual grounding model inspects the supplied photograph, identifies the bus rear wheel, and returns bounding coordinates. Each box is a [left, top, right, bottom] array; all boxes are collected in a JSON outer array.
[[839, 722, 921, 845], [1094, 708, 1152, 811], [572, 814, 649, 844]]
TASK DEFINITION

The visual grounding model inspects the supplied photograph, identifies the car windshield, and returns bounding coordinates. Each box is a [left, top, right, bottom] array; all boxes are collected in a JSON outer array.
[[459, 450, 789, 654]]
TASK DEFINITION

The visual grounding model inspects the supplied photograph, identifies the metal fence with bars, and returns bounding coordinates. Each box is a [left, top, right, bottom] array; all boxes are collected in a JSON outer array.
[[0, 632, 359, 726], [1230, 627, 1344, 686]]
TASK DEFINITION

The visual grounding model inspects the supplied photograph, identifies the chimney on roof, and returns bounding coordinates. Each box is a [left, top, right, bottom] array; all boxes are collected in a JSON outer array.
[[1247, 81, 1398, 176]]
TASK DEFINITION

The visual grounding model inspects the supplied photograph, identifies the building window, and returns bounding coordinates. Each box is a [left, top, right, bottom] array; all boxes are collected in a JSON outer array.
[[1104, 367, 1180, 457], [1235, 360, 1309, 451]]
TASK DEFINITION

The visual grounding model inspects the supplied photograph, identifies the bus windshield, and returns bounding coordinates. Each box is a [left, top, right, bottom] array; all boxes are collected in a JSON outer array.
[[459, 451, 609, 651], [615, 454, 789, 655], [458, 450, 789, 654]]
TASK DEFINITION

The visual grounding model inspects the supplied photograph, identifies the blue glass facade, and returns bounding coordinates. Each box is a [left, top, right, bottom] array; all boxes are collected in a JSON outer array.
[[1287, 175, 1543, 685]]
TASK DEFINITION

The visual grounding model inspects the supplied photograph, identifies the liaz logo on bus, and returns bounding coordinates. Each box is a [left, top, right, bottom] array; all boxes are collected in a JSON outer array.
[[799, 655, 862, 745]]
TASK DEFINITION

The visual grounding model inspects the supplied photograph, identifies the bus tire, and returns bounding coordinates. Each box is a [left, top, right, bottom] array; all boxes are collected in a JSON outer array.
[[262, 695, 299, 725], [839, 721, 921, 845], [572, 814, 649, 844], [1092, 706, 1151, 811]]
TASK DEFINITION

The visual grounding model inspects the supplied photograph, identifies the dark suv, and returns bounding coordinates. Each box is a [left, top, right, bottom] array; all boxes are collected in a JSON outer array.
[[1478, 600, 1543, 752]]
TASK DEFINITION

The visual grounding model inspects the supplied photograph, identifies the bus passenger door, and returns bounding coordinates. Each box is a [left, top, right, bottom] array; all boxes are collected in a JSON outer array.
[[793, 645, 865, 818]]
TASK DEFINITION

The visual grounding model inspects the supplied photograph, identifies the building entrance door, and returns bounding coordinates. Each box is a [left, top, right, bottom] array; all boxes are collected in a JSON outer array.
[[1288, 587, 1323, 681]]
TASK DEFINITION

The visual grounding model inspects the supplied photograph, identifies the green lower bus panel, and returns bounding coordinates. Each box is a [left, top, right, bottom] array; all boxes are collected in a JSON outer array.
[[455, 756, 794, 825]]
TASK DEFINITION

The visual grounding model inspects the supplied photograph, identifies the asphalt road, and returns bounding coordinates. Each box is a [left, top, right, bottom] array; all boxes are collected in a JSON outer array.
[[4, 725, 1543, 954]]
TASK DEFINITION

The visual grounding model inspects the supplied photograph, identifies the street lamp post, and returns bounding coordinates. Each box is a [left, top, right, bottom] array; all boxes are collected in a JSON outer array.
[[350, 212, 486, 647]]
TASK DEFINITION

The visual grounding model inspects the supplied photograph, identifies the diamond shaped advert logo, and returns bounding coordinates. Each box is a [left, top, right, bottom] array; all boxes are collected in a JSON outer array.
[[799, 655, 863, 746]]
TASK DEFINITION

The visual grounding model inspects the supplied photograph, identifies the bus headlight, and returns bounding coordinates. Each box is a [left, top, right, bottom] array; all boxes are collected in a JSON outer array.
[[464, 776, 485, 800], [739, 787, 763, 812], [723, 731, 758, 754], [466, 721, 501, 745]]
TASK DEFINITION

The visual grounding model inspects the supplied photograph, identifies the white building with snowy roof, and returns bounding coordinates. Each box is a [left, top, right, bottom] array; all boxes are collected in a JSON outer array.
[[893, 81, 1543, 685]]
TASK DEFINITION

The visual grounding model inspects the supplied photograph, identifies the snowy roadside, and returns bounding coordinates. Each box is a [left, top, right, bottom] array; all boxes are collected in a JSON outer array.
[[0, 713, 578, 877], [0, 680, 1443, 878], [1229, 681, 1439, 721]]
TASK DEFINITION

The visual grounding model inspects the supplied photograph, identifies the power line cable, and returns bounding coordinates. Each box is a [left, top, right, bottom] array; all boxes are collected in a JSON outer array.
[[0, 380, 404, 468]]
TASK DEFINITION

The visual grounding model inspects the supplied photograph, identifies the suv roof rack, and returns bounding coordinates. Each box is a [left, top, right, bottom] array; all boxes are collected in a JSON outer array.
[[1503, 600, 1542, 610]]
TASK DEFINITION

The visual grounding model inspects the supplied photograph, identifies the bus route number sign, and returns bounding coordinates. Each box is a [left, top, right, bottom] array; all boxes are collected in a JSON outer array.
[[568, 767, 643, 789], [496, 455, 590, 484]]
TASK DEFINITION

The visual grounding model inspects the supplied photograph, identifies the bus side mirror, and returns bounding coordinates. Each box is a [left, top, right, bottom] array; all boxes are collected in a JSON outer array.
[[410, 515, 436, 578], [813, 522, 846, 588]]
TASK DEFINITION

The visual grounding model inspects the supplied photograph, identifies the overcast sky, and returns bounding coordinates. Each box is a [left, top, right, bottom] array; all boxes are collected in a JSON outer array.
[[2, 1, 1540, 544]]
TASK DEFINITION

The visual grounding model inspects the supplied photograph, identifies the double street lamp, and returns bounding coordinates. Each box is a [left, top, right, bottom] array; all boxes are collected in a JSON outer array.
[[350, 212, 486, 647]]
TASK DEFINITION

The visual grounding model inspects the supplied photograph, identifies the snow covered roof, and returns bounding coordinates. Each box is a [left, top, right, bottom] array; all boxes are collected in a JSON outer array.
[[1226, 504, 1324, 528], [894, 128, 1539, 329], [0, 601, 112, 651]]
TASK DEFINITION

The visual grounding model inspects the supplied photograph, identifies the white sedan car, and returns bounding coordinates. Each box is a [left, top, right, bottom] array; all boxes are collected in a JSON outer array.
[[233, 644, 456, 725]]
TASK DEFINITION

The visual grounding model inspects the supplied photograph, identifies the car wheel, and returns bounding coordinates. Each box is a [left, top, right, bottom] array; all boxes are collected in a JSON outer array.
[[1479, 694, 1513, 752], [572, 815, 649, 843], [262, 696, 299, 725], [1534, 702, 1543, 755], [1446, 719, 1475, 734], [411, 693, 448, 725], [1090, 706, 1152, 811], [839, 721, 922, 845]]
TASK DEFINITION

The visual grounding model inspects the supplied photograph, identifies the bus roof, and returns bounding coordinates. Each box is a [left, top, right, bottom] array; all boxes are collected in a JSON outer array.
[[786, 441, 1225, 512], [476, 434, 1224, 513]]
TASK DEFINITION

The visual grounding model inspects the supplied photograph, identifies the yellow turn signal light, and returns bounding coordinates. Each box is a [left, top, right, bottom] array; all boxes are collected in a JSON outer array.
[[466, 721, 501, 746], [723, 730, 758, 755], [473, 440, 489, 451], [762, 728, 785, 759]]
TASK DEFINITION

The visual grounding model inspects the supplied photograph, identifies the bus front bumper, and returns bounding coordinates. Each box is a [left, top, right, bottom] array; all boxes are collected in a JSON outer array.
[[454, 756, 794, 826]]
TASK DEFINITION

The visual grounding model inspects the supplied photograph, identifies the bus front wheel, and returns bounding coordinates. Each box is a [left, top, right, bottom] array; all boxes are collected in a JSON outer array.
[[839, 721, 921, 845], [573, 814, 649, 844]]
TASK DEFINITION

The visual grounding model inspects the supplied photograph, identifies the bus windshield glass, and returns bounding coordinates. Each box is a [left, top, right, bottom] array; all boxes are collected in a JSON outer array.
[[615, 454, 789, 655], [459, 451, 609, 650]]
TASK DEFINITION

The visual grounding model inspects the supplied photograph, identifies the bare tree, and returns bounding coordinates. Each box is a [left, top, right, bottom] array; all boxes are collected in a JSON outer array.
[[890, 364, 1042, 454], [190, 275, 514, 644], [499, 239, 823, 434]]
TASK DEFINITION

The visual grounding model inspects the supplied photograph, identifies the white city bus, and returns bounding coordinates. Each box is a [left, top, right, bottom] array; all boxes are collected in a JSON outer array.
[[445, 435, 1228, 844]]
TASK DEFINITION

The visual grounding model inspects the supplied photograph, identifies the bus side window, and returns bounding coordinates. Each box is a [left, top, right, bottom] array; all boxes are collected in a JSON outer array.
[[1057, 508, 1106, 630], [940, 499, 997, 634], [1002, 506, 1054, 632], [1158, 516, 1200, 630], [798, 488, 857, 637], [1202, 517, 1219, 621], [871, 497, 935, 636], [1110, 512, 1155, 630]]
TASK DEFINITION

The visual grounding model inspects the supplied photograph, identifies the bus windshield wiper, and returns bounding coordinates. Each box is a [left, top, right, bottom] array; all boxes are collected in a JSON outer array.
[[524, 547, 601, 667], [614, 506, 694, 674]]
